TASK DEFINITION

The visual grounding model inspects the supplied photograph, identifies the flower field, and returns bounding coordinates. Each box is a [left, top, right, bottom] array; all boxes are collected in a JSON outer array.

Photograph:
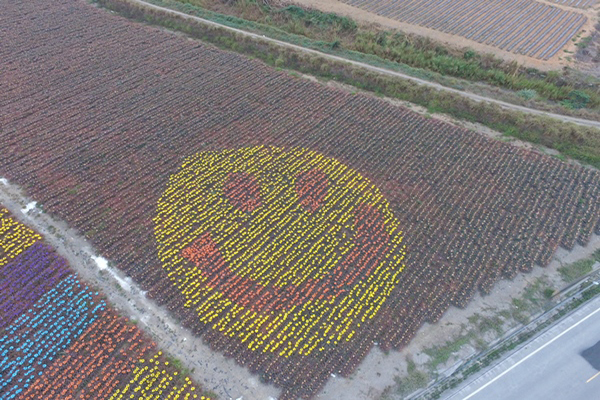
[[2, 0, 600, 398], [0, 208, 210, 399], [340, 0, 587, 60], [155, 146, 406, 357]]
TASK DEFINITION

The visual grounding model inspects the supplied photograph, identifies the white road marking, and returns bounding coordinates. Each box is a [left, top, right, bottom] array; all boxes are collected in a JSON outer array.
[[462, 305, 600, 399], [586, 370, 600, 383]]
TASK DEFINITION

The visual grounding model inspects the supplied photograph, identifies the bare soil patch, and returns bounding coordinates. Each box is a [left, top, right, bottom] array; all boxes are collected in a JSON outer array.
[[575, 19, 600, 78]]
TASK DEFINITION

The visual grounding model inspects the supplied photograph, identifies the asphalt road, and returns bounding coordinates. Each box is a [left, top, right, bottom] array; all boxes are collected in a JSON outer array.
[[123, 0, 600, 129], [447, 293, 600, 400]]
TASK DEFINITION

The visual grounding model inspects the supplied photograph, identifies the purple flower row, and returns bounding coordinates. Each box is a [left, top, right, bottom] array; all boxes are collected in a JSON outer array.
[[0, 242, 70, 329]]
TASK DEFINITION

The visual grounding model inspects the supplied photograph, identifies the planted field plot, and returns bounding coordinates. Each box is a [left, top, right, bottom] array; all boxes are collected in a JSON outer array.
[[546, 0, 597, 8], [0, 208, 210, 399], [2, 0, 600, 398], [340, 0, 587, 60]]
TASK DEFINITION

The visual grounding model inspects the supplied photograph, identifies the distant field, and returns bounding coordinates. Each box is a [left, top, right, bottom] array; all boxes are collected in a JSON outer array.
[[339, 0, 587, 60], [547, 0, 597, 8]]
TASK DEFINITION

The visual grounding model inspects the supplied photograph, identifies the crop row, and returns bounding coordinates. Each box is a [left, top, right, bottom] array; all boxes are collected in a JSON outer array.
[[0, 208, 41, 267], [0, 275, 106, 398], [22, 314, 151, 399], [341, 0, 587, 60], [2, 0, 600, 398], [110, 351, 201, 400], [0, 208, 211, 399], [0, 242, 70, 329], [546, 0, 597, 8]]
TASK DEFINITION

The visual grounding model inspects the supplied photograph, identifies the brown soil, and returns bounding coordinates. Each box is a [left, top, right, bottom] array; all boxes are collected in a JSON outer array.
[[575, 20, 600, 77]]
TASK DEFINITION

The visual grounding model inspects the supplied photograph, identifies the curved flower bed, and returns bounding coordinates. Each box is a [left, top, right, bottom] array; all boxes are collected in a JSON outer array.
[[155, 146, 406, 357]]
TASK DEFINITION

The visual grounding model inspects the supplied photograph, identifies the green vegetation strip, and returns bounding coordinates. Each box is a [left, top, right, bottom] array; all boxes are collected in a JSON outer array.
[[94, 0, 600, 170], [121, 0, 453, 83], [384, 357, 430, 399], [558, 249, 600, 283]]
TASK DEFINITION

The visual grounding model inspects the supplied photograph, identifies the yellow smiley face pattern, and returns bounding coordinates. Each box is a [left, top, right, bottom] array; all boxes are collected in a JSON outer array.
[[154, 146, 407, 357]]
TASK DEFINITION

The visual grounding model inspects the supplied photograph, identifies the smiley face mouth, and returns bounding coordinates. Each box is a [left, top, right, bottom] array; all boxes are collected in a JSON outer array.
[[181, 202, 390, 313]]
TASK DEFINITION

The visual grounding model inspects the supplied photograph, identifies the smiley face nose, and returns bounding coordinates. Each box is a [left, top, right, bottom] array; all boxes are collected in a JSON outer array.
[[224, 172, 261, 212], [181, 232, 219, 265]]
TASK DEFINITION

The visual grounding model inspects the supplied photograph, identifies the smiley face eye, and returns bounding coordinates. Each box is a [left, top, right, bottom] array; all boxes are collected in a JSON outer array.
[[295, 168, 329, 213], [224, 172, 261, 212], [354, 203, 388, 246]]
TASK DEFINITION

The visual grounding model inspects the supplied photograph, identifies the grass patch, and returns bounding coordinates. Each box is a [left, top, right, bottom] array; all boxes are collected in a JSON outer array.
[[469, 313, 504, 337], [424, 335, 472, 371], [522, 277, 553, 309], [382, 356, 429, 399], [558, 249, 600, 283]]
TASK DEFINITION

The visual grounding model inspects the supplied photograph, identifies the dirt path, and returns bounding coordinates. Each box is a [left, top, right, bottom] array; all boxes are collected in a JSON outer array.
[[120, 0, 600, 130], [0, 178, 280, 400]]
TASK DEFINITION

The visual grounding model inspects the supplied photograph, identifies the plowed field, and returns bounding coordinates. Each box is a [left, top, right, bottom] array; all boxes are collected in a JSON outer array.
[[339, 0, 588, 60]]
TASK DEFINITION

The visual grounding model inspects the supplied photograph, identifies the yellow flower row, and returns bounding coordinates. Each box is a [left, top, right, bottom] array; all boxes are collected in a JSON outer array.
[[109, 352, 206, 400], [0, 207, 41, 266], [155, 146, 406, 356]]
